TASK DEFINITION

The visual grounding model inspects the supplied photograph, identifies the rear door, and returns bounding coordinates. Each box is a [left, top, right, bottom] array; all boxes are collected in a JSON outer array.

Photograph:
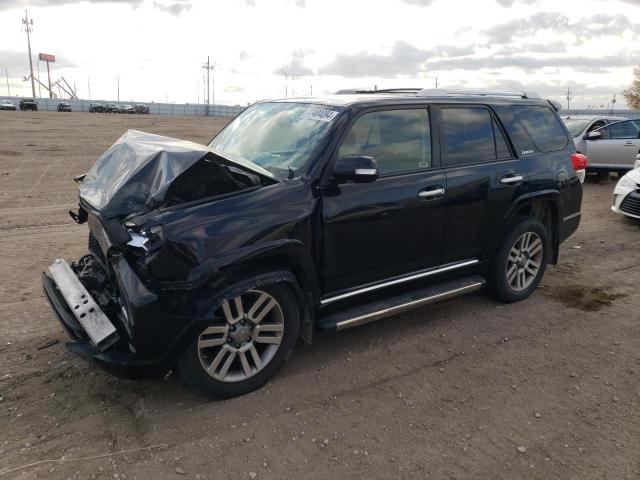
[[585, 120, 640, 170], [435, 105, 525, 263], [321, 107, 446, 292]]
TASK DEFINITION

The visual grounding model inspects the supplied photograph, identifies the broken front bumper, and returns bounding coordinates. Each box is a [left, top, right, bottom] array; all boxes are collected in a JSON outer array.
[[41, 254, 193, 379]]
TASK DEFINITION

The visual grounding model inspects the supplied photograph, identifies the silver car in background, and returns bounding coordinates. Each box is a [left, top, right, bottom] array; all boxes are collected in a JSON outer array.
[[584, 119, 640, 173], [563, 115, 628, 154]]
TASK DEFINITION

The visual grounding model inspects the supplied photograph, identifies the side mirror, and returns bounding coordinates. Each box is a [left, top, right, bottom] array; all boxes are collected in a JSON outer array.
[[333, 155, 378, 183], [586, 131, 602, 140]]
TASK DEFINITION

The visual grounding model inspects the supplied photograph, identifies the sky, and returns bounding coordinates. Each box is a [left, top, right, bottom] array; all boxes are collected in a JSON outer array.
[[0, 0, 639, 108]]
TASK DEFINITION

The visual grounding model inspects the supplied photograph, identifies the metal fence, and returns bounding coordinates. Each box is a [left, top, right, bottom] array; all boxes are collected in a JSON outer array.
[[560, 109, 640, 119], [0, 96, 246, 117]]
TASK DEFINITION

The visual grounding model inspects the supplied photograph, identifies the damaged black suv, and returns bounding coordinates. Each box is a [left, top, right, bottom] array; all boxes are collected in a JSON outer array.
[[42, 89, 584, 398]]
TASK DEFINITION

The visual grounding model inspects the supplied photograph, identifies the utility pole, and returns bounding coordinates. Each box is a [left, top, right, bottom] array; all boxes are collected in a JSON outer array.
[[435, 77, 438, 88], [22, 10, 36, 99], [280, 69, 288, 98], [310, 85, 313, 96], [117, 76, 120, 101], [45, 59, 52, 98], [5, 68, 9, 96], [202, 56, 214, 105], [36, 61, 42, 97], [566, 87, 571, 112], [610, 93, 616, 114], [202, 75, 206, 105], [87, 77, 91, 102]]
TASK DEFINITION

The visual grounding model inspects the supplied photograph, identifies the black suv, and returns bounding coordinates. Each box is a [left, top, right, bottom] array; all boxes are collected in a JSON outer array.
[[89, 103, 105, 113], [42, 89, 584, 399], [19, 98, 38, 111], [57, 102, 72, 112]]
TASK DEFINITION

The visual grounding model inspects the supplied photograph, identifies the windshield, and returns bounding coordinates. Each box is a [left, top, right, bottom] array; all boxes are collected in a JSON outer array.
[[563, 119, 591, 137], [209, 102, 341, 178]]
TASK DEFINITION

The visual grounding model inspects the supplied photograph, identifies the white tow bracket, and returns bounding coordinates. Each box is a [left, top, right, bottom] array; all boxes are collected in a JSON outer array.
[[48, 259, 118, 351]]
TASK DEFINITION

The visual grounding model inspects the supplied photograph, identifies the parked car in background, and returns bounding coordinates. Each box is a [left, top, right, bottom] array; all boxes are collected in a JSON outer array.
[[42, 89, 584, 399], [89, 103, 105, 113], [57, 102, 72, 112], [563, 115, 628, 154], [19, 98, 38, 111], [0, 99, 17, 110], [121, 104, 135, 114], [134, 103, 149, 114], [582, 119, 640, 174], [105, 103, 121, 113], [612, 154, 640, 219]]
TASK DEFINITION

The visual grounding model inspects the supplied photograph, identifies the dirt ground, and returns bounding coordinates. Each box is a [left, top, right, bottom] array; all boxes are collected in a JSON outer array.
[[1, 111, 639, 480]]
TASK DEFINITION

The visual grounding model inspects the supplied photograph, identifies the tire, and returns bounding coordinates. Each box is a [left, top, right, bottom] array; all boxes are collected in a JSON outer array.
[[487, 216, 549, 303], [177, 282, 300, 399]]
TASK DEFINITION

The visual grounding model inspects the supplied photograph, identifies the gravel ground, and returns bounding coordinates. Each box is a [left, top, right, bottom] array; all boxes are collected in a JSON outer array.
[[1, 111, 639, 480]]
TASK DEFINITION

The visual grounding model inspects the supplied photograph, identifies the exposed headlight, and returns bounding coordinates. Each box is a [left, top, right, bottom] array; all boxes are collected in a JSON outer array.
[[126, 225, 165, 253], [617, 174, 637, 189]]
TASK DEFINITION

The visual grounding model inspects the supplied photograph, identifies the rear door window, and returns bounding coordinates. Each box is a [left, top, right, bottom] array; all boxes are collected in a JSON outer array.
[[440, 107, 512, 166], [512, 105, 568, 152]]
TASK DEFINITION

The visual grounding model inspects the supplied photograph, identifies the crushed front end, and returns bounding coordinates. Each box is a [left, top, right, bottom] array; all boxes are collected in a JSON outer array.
[[41, 130, 278, 378]]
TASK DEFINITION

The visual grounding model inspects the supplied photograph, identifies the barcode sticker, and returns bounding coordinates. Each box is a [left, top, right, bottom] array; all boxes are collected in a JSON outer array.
[[301, 109, 339, 122]]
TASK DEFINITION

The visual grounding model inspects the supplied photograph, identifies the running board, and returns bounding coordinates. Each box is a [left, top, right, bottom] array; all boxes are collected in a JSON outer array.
[[317, 275, 485, 332]]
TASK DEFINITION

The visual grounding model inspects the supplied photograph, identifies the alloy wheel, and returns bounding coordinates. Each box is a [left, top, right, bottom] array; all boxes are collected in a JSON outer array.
[[506, 232, 543, 292], [197, 289, 284, 383]]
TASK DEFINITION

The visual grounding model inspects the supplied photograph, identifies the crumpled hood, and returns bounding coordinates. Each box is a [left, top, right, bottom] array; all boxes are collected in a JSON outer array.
[[79, 130, 277, 219]]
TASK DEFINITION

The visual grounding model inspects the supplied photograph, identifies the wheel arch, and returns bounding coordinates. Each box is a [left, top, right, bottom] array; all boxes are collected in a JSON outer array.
[[483, 191, 561, 265]]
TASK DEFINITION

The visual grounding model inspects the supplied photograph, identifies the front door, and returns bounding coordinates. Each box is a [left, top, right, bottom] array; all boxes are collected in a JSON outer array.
[[321, 107, 446, 293], [586, 120, 640, 170]]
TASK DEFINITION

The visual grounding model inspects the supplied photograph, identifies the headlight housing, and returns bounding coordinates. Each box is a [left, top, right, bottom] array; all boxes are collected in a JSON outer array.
[[617, 174, 638, 189], [126, 225, 165, 253]]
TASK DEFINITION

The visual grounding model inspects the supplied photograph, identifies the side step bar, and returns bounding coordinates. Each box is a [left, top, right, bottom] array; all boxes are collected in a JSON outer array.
[[317, 275, 485, 332]]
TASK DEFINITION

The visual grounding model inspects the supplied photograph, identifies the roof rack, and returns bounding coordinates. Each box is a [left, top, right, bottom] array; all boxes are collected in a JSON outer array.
[[416, 88, 540, 99], [335, 88, 424, 95]]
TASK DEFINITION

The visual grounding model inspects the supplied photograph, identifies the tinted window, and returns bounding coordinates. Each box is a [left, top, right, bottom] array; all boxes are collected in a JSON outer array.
[[512, 105, 568, 152], [441, 107, 510, 166], [600, 120, 640, 139], [339, 109, 431, 175]]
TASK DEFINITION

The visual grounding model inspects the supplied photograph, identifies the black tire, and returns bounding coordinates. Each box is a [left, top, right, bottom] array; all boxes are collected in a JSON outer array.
[[177, 282, 299, 399], [487, 216, 549, 303]]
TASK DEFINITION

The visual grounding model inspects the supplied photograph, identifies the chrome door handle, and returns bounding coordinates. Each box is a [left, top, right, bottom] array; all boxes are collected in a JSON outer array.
[[500, 174, 524, 184], [418, 188, 445, 199]]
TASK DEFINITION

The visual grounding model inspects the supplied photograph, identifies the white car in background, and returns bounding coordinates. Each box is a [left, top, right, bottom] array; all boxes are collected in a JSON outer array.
[[612, 155, 640, 220]]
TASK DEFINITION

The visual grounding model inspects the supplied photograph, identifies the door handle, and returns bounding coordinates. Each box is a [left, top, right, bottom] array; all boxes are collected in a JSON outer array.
[[418, 187, 445, 199], [500, 174, 524, 184]]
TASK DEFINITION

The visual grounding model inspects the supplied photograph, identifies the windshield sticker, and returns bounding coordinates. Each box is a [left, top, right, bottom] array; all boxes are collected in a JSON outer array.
[[301, 109, 339, 122]]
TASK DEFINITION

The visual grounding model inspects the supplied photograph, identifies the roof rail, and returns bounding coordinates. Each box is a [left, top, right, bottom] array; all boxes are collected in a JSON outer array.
[[335, 88, 424, 95], [416, 88, 540, 99]]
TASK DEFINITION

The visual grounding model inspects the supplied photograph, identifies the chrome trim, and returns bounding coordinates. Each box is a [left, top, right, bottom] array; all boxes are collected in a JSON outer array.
[[562, 211, 581, 222], [336, 281, 484, 331], [418, 188, 445, 198], [320, 259, 480, 306], [500, 175, 524, 184]]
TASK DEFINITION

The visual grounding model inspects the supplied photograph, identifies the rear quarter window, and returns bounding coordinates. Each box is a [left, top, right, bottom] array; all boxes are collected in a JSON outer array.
[[512, 105, 568, 153]]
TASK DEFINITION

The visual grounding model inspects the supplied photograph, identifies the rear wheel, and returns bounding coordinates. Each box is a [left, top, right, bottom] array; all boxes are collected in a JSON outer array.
[[488, 217, 549, 303], [177, 282, 299, 399]]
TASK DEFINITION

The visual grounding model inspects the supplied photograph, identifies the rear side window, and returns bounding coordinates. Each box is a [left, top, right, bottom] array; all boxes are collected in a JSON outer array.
[[512, 105, 568, 152], [441, 107, 512, 166], [339, 109, 431, 175]]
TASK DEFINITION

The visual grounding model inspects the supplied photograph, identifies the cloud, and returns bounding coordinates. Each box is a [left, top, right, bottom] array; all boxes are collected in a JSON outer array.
[[0, 0, 143, 10], [495, 41, 567, 55], [425, 54, 639, 73], [152, 0, 191, 15], [238, 51, 251, 61], [1, 49, 78, 77], [496, 0, 640, 6], [484, 12, 640, 44], [319, 41, 474, 77], [275, 50, 314, 77], [398, 0, 436, 5]]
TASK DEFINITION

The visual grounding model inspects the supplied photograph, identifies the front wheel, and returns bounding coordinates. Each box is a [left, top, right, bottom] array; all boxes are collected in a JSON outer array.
[[488, 217, 549, 303], [177, 282, 299, 399]]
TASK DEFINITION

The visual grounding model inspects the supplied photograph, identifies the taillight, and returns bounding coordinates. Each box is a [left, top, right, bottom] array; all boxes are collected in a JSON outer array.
[[570, 153, 588, 183]]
